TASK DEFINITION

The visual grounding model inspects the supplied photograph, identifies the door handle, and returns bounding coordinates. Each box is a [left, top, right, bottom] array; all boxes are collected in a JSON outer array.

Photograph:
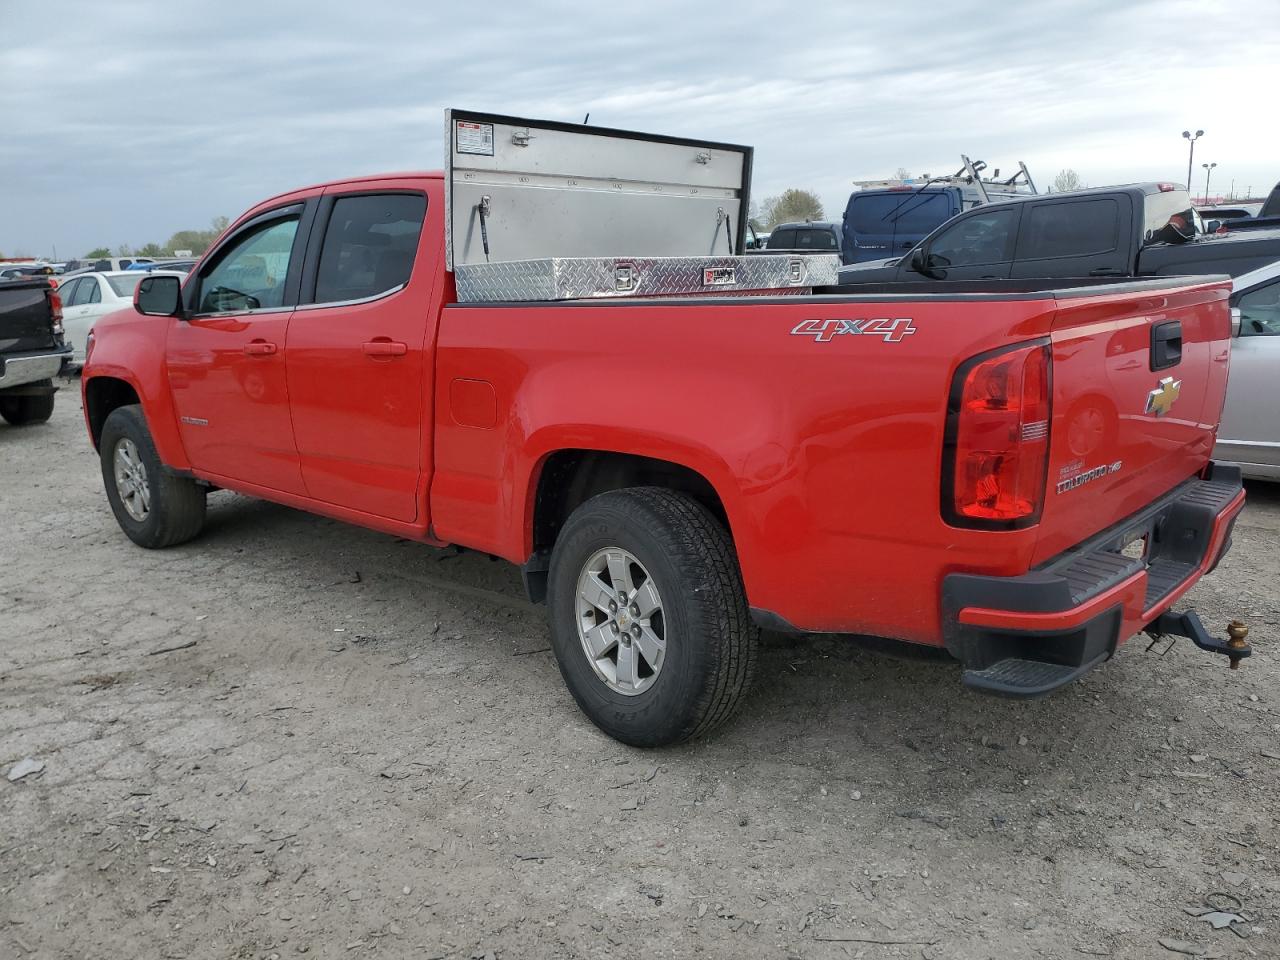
[[243, 340, 277, 356], [362, 339, 407, 358], [1089, 267, 1124, 276]]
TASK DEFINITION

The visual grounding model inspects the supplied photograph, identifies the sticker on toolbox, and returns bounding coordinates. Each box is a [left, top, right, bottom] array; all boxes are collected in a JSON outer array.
[[456, 121, 494, 156]]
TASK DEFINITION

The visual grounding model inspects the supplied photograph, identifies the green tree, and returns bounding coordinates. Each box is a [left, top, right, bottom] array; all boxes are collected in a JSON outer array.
[[759, 189, 825, 229], [1052, 169, 1084, 193], [115, 243, 134, 257], [85, 247, 112, 259], [164, 216, 230, 256], [138, 242, 166, 257]]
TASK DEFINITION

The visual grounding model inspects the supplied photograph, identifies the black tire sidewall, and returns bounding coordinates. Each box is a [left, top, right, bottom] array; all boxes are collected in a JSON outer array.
[[548, 495, 721, 747], [100, 406, 175, 547], [0, 380, 55, 425]]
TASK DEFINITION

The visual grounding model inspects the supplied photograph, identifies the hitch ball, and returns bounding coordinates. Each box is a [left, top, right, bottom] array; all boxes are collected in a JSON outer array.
[[1226, 620, 1250, 670]]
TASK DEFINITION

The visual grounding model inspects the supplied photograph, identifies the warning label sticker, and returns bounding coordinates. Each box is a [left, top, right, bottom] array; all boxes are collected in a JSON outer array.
[[455, 120, 494, 156]]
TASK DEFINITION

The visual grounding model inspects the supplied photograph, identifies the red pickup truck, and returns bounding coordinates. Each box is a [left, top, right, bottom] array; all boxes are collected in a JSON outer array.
[[81, 113, 1247, 746]]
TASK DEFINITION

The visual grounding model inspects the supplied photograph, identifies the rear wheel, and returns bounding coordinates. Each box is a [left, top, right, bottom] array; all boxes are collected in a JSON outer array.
[[547, 488, 758, 747], [100, 405, 206, 548], [0, 381, 55, 425]]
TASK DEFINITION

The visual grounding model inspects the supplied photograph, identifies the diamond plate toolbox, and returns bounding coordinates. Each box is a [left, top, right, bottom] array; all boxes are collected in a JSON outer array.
[[453, 255, 841, 303]]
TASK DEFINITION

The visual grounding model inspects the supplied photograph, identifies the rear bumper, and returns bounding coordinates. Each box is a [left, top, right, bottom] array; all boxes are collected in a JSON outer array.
[[0, 347, 71, 390], [942, 462, 1245, 697]]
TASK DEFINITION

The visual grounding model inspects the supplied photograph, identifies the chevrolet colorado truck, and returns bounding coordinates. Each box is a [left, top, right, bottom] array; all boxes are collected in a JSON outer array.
[[81, 112, 1248, 746], [0, 276, 70, 425]]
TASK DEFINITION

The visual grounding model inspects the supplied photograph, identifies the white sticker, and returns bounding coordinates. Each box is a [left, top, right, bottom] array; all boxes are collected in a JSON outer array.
[[455, 120, 494, 156]]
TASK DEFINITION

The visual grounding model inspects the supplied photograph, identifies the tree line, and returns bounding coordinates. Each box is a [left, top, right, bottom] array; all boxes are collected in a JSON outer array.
[[81, 216, 230, 260]]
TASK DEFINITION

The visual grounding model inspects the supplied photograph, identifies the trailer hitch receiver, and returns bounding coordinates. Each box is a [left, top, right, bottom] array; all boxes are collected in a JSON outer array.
[[1145, 610, 1251, 669]]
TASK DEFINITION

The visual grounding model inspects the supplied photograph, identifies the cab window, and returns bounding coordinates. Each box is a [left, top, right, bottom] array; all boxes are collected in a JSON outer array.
[[313, 193, 426, 305], [1016, 199, 1119, 260], [928, 208, 1017, 266], [197, 215, 299, 313]]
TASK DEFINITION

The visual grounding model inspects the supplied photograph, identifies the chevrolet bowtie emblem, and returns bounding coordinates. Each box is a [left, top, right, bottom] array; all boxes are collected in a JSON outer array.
[[1145, 376, 1182, 417]]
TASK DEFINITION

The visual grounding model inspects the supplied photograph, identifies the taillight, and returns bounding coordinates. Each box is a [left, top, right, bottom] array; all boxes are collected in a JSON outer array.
[[49, 288, 65, 336], [943, 341, 1051, 529]]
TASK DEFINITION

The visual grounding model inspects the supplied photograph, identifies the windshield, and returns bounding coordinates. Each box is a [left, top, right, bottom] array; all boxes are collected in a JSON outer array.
[[106, 274, 146, 297], [846, 191, 954, 236]]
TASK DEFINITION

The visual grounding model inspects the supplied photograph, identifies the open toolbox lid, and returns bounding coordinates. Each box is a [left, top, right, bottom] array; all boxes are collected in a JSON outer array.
[[445, 108, 752, 272]]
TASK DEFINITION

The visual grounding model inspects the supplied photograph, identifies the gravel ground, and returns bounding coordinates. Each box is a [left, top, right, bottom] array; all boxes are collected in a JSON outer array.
[[2, 382, 1278, 960]]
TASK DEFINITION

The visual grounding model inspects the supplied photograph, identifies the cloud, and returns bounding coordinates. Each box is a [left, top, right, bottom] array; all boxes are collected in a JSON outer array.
[[2, 0, 1276, 255]]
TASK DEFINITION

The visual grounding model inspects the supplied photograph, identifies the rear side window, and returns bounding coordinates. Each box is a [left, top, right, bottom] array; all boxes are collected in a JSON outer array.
[[313, 193, 426, 305], [1016, 199, 1118, 260], [86, 278, 102, 303]]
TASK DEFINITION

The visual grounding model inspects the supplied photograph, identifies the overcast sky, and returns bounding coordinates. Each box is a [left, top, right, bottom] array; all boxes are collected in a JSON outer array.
[[3, 0, 1278, 258]]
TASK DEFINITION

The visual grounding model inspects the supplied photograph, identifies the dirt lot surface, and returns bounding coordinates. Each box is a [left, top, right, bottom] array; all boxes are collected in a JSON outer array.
[[2, 385, 1278, 960]]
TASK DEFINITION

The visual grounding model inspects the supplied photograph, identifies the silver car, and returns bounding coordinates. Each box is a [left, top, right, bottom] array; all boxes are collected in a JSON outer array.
[[1216, 259, 1280, 479]]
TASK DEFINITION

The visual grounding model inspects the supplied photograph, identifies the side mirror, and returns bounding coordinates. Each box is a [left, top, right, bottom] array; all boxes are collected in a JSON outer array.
[[135, 274, 182, 317], [1230, 306, 1242, 337], [1205, 219, 1222, 234], [909, 247, 927, 274]]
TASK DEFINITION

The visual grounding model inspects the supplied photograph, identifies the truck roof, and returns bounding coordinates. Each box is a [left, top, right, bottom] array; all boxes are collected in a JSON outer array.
[[250, 170, 443, 208]]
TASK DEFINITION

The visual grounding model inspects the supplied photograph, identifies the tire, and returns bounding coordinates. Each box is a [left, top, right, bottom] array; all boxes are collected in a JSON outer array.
[[547, 487, 758, 747], [100, 404, 206, 548], [0, 381, 55, 425]]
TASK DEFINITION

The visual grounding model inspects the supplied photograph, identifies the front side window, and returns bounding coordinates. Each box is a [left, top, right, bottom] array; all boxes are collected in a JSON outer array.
[[1237, 280, 1280, 336], [197, 216, 299, 313], [313, 193, 426, 305], [929, 208, 1017, 267], [1017, 199, 1118, 260]]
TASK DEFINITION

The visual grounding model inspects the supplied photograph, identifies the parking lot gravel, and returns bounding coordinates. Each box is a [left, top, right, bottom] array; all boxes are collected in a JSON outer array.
[[2, 383, 1278, 959]]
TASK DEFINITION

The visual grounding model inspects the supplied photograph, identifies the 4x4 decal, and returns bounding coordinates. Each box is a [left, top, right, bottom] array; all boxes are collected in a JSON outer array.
[[790, 318, 917, 343]]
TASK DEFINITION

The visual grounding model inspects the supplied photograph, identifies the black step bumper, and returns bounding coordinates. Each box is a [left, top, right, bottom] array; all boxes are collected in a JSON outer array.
[[941, 463, 1245, 698]]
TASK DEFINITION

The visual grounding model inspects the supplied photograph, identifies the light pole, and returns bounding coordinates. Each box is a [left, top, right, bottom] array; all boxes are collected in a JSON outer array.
[[1202, 162, 1217, 204], [1182, 129, 1203, 191]]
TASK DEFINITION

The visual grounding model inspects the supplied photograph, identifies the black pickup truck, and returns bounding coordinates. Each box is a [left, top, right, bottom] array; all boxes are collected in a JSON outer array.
[[0, 278, 71, 425], [836, 183, 1280, 284]]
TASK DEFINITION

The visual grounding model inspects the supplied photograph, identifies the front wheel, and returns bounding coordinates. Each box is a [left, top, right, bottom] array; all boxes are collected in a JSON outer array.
[[0, 381, 55, 425], [547, 488, 758, 747], [100, 405, 207, 548]]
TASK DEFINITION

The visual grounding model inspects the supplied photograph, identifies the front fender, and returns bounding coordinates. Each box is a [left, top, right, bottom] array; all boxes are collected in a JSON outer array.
[[81, 310, 189, 470]]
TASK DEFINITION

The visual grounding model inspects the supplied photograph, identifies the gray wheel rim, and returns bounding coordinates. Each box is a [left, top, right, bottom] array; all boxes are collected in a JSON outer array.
[[113, 438, 151, 522], [575, 547, 666, 696]]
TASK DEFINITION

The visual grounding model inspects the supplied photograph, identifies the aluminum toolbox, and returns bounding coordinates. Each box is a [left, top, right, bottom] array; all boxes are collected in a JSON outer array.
[[445, 108, 839, 302]]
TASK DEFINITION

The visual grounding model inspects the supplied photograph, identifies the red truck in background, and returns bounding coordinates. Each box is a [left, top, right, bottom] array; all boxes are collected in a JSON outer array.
[[80, 112, 1248, 746]]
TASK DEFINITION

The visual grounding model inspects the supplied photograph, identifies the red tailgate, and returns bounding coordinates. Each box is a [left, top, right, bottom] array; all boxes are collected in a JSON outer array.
[[1032, 279, 1232, 565]]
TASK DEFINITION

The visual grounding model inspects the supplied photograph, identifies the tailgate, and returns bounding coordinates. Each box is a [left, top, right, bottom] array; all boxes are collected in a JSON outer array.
[[0, 280, 58, 354], [1031, 278, 1232, 565]]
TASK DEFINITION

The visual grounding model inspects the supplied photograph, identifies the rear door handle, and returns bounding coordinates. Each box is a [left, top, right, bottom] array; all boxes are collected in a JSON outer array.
[[362, 339, 407, 358], [1089, 267, 1124, 276], [243, 340, 277, 356]]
